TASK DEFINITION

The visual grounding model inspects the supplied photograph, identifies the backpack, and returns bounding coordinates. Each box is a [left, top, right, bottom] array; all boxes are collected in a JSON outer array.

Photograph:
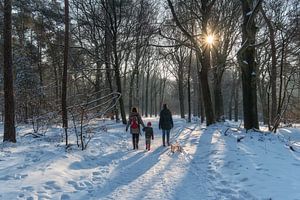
[[130, 116, 139, 129]]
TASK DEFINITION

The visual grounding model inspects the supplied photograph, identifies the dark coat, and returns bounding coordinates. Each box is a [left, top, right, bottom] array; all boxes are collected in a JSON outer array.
[[143, 127, 154, 139], [126, 112, 145, 134], [159, 108, 173, 130]]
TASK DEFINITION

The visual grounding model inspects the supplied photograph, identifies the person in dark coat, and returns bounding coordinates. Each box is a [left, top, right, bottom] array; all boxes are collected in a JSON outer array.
[[159, 104, 173, 146], [126, 107, 145, 149], [143, 122, 154, 151]]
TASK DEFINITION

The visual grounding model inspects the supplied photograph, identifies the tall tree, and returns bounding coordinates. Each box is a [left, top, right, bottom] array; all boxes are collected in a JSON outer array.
[[62, 0, 69, 145], [105, 0, 129, 124], [166, 0, 216, 126], [260, 5, 277, 128], [3, 0, 16, 142], [210, 0, 240, 121], [237, 0, 262, 130]]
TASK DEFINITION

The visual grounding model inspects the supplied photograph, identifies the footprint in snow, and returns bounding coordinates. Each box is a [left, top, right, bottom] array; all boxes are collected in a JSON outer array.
[[31, 157, 41, 162], [220, 180, 228, 185], [21, 186, 34, 192], [17, 164, 29, 169], [68, 180, 93, 190], [61, 194, 71, 200], [37, 193, 52, 199], [44, 181, 61, 191], [0, 174, 27, 180], [215, 187, 236, 195], [18, 193, 25, 198], [0, 175, 10, 180], [92, 171, 103, 182], [239, 177, 248, 182]]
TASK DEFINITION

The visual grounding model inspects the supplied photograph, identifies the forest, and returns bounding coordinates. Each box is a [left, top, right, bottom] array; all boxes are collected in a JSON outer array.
[[1, 0, 299, 144]]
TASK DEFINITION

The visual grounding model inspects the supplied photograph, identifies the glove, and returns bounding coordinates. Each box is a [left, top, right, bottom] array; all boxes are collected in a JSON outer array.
[[126, 128, 128, 132]]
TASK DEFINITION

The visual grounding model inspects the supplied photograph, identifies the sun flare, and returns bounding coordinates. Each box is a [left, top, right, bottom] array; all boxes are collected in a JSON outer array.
[[206, 35, 214, 45]]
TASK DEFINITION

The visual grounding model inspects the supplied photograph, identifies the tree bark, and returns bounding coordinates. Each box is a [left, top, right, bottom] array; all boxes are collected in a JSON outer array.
[[198, 49, 215, 125], [234, 74, 239, 122], [128, 71, 135, 113], [178, 63, 185, 119], [145, 63, 150, 117], [113, 37, 126, 124], [3, 0, 16, 143], [167, 0, 215, 126], [228, 79, 234, 121], [104, 2, 119, 121], [261, 7, 277, 128], [237, 0, 261, 130], [213, 69, 224, 121], [187, 49, 192, 122], [62, 0, 69, 145]]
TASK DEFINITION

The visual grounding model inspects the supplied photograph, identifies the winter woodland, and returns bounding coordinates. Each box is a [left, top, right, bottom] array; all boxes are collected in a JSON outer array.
[[1, 0, 300, 199]]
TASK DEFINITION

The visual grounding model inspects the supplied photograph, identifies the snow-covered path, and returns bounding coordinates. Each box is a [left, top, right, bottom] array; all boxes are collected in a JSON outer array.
[[1, 118, 300, 200], [93, 122, 207, 200]]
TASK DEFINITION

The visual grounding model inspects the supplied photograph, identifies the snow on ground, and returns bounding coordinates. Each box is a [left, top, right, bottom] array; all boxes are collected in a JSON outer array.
[[1, 117, 300, 200]]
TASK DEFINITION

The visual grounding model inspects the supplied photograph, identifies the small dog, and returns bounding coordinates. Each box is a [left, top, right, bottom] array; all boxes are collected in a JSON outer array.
[[170, 141, 183, 153]]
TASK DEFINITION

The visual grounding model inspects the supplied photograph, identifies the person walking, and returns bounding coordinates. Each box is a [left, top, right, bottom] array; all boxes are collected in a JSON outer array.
[[143, 122, 154, 151], [126, 107, 145, 149], [159, 104, 173, 146]]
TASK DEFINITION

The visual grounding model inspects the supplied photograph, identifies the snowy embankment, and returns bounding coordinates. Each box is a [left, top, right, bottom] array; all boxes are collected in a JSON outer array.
[[0, 118, 300, 200]]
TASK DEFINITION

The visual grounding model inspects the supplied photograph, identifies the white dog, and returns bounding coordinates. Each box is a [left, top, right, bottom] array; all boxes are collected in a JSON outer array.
[[170, 141, 183, 153]]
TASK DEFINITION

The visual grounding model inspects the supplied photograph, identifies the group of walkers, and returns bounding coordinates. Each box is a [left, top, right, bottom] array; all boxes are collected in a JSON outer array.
[[125, 104, 173, 151]]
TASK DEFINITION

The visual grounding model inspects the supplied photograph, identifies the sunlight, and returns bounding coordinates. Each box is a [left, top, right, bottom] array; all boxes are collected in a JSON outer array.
[[206, 35, 214, 45]]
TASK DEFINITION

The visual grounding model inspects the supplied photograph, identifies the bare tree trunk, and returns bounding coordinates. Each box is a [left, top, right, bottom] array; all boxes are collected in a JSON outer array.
[[141, 68, 145, 116], [52, 58, 59, 100], [178, 63, 185, 119], [237, 0, 261, 130], [187, 49, 192, 122], [234, 77, 239, 122], [261, 7, 277, 128], [104, 0, 120, 121], [122, 51, 131, 97], [128, 71, 135, 113], [37, 40, 44, 88], [273, 35, 286, 132], [228, 80, 234, 121], [154, 78, 158, 117], [193, 73, 198, 117], [113, 38, 126, 124], [145, 63, 150, 117], [159, 77, 166, 111], [62, 0, 69, 146], [197, 57, 205, 123], [150, 78, 154, 117], [167, 0, 215, 126], [3, 0, 16, 143], [213, 72, 224, 121], [135, 68, 140, 109], [198, 49, 215, 125]]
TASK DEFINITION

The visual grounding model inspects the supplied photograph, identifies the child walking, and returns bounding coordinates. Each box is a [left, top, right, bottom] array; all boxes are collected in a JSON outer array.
[[143, 122, 154, 151]]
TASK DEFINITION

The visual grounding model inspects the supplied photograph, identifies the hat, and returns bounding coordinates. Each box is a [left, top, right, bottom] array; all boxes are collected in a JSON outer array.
[[147, 122, 152, 127]]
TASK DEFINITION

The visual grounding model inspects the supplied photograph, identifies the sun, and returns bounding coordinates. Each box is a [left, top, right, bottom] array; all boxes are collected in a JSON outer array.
[[206, 35, 214, 45]]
